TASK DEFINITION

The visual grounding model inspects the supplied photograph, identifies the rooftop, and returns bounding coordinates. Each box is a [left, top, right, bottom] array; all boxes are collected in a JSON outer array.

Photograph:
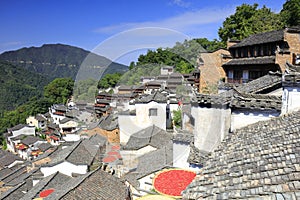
[[122, 125, 173, 150], [230, 29, 284, 48], [183, 110, 300, 199]]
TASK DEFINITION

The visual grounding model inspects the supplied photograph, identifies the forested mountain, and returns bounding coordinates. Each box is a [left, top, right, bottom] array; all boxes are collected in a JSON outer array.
[[0, 44, 128, 80], [0, 61, 51, 112]]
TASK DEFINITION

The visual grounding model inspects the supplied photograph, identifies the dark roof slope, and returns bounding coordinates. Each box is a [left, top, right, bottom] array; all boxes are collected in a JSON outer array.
[[19, 172, 72, 200], [230, 29, 284, 48], [57, 168, 129, 200], [223, 56, 276, 66], [122, 125, 172, 150], [183, 110, 300, 199]]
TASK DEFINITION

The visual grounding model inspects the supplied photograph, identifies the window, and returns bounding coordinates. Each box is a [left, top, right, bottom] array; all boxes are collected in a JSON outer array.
[[149, 108, 158, 116]]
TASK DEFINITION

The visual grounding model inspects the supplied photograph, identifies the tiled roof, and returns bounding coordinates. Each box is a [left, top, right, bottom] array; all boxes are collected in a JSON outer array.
[[19, 172, 72, 200], [183, 110, 300, 199], [35, 114, 46, 121], [223, 56, 276, 66], [187, 144, 209, 166], [7, 124, 26, 132], [135, 141, 173, 177], [99, 114, 118, 131], [134, 91, 168, 103], [46, 135, 106, 166], [235, 72, 282, 94], [38, 142, 52, 152], [230, 29, 284, 48], [53, 168, 129, 200], [123, 142, 173, 185], [0, 150, 23, 168], [122, 125, 173, 150], [21, 135, 43, 146], [230, 90, 282, 111], [173, 130, 194, 143], [192, 94, 231, 107], [0, 180, 32, 200], [59, 117, 74, 124]]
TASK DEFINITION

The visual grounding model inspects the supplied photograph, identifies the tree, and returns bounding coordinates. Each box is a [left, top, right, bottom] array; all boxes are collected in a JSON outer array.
[[172, 109, 182, 128], [218, 4, 284, 43], [194, 38, 225, 52], [97, 73, 122, 89], [44, 78, 74, 104], [280, 0, 300, 27]]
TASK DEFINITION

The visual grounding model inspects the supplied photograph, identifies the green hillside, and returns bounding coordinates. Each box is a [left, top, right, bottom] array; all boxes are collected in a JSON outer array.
[[0, 61, 51, 112], [0, 43, 128, 80]]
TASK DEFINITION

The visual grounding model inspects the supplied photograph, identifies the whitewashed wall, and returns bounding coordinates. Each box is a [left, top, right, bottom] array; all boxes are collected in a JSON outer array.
[[41, 161, 88, 177], [173, 141, 190, 169], [282, 87, 300, 114], [192, 106, 231, 153], [231, 110, 279, 131]]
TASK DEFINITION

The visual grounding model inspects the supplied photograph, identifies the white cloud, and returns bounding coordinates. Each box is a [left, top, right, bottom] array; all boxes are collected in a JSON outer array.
[[94, 6, 235, 35]]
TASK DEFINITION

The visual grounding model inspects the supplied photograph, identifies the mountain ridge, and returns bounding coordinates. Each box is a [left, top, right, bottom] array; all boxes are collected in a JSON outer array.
[[0, 43, 128, 80]]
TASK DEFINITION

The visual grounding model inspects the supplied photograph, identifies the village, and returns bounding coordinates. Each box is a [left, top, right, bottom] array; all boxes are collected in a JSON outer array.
[[0, 26, 300, 199]]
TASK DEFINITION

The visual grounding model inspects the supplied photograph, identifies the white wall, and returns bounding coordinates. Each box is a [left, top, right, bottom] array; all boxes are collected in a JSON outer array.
[[118, 115, 148, 144], [282, 87, 300, 114], [119, 101, 167, 144], [121, 146, 157, 169], [173, 142, 190, 169], [231, 110, 279, 131], [135, 101, 166, 131], [192, 106, 231, 153], [41, 161, 88, 177], [12, 127, 35, 137]]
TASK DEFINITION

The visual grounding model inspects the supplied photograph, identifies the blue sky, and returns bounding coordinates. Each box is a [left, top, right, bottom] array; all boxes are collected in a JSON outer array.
[[1, 0, 286, 64]]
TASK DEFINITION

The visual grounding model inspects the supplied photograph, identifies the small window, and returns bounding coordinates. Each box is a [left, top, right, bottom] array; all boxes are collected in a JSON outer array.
[[149, 108, 158, 116]]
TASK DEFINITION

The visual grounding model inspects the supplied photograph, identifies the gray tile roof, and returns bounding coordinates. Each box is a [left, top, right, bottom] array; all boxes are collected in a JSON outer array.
[[19, 172, 72, 200], [183, 110, 300, 199], [223, 56, 276, 66], [49, 168, 129, 200], [192, 94, 231, 108], [230, 90, 282, 111], [59, 117, 74, 124], [38, 142, 52, 152], [0, 180, 32, 200], [219, 72, 282, 94], [122, 125, 173, 150], [35, 114, 47, 121], [230, 29, 284, 48], [7, 124, 26, 132], [123, 142, 173, 186], [135, 141, 173, 178], [0, 150, 23, 168], [187, 143, 209, 166], [283, 64, 300, 87], [173, 130, 194, 143], [134, 91, 168, 103], [46, 135, 106, 167], [98, 114, 118, 131], [21, 135, 43, 146]]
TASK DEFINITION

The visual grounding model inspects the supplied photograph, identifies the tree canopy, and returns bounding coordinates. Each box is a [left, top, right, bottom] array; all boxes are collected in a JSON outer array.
[[218, 3, 284, 43], [97, 73, 122, 89], [280, 0, 300, 27], [44, 78, 74, 104]]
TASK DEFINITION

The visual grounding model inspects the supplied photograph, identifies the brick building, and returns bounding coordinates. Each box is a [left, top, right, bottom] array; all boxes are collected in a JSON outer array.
[[223, 27, 300, 83]]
